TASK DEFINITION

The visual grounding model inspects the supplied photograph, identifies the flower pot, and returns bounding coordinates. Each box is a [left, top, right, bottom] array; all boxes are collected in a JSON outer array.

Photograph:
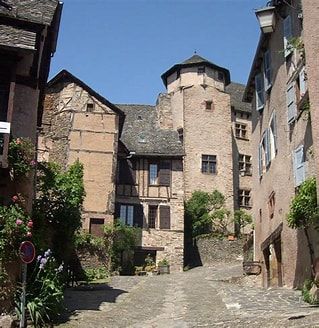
[[158, 265, 170, 274]]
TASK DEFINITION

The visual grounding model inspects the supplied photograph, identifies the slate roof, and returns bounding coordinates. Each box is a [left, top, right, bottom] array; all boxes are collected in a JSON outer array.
[[226, 82, 252, 113], [0, 0, 59, 25], [0, 24, 36, 50], [116, 104, 184, 157], [161, 54, 231, 87]]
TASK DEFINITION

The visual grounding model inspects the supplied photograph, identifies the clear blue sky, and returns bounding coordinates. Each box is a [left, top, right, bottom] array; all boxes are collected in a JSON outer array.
[[50, 0, 266, 105]]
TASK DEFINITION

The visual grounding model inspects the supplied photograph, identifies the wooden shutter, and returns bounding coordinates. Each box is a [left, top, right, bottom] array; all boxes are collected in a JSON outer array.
[[159, 160, 171, 186], [299, 67, 307, 96], [134, 204, 144, 228], [258, 143, 263, 177], [263, 50, 272, 90], [255, 73, 264, 111], [293, 146, 305, 187], [283, 15, 293, 57], [287, 83, 297, 124], [90, 218, 105, 237], [160, 206, 171, 229]]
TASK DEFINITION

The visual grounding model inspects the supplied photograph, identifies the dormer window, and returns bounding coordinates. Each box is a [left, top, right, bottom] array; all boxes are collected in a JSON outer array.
[[217, 71, 224, 81], [197, 67, 205, 75]]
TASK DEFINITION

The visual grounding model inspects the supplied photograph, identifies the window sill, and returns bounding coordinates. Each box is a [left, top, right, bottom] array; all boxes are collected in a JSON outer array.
[[240, 205, 252, 209], [201, 172, 217, 175], [235, 136, 249, 141]]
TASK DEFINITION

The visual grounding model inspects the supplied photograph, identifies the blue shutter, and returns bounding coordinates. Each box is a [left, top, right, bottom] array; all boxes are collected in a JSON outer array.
[[287, 83, 297, 124], [255, 73, 264, 111], [264, 50, 272, 90], [283, 15, 293, 57], [293, 146, 305, 187]]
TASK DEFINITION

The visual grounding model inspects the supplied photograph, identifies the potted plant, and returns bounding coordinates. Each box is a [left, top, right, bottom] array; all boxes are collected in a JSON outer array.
[[158, 258, 170, 274]]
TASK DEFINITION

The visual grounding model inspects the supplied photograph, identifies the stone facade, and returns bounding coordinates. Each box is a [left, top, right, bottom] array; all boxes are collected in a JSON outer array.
[[244, 0, 318, 288], [159, 55, 252, 222], [40, 70, 122, 232]]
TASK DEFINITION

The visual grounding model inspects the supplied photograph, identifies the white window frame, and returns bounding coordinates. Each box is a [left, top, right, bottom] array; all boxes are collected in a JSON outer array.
[[293, 145, 306, 187], [149, 163, 158, 185], [269, 112, 277, 160], [299, 66, 307, 97]]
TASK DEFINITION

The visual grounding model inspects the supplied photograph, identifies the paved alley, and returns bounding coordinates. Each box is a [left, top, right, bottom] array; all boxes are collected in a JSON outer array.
[[57, 263, 319, 328]]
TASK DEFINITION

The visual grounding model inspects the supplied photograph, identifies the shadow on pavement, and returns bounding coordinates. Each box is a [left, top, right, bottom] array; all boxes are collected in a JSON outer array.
[[57, 283, 128, 323]]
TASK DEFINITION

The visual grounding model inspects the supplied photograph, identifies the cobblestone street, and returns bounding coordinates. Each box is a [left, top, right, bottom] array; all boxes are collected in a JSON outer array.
[[56, 262, 319, 328]]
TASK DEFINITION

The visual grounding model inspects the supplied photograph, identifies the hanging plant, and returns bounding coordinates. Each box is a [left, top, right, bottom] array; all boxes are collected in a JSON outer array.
[[8, 137, 36, 178]]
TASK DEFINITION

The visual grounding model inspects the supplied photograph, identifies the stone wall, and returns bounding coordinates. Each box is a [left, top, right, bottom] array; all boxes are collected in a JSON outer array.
[[40, 80, 120, 231], [196, 236, 244, 265]]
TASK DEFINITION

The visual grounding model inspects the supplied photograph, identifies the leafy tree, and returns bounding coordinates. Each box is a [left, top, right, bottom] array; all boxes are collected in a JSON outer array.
[[234, 209, 252, 236], [287, 177, 319, 271], [185, 190, 231, 237], [33, 160, 85, 263]]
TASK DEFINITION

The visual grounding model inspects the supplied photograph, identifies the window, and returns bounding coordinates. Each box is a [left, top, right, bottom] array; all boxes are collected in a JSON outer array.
[[235, 123, 247, 139], [287, 82, 297, 124], [149, 161, 171, 186], [258, 129, 271, 177], [177, 127, 183, 143], [117, 203, 143, 227], [205, 101, 213, 110], [263, 50, 272, 90], [176, 70, 181, 79], [239, 189, 251, 208], [268, 192, 275, 219], [197, 67, 205, 74], [239, 154, 252, 176], [201, 155, 217, 174], [255, 72, 264, 111], [296, 66, 308, 102], [89, 218, 105, 237], [159, 206, 170, 229], [217, 71, 224, 81], [86, 103, 94, 112], [269, 112, 277, 159], [293, 145, 306, 187], [0, 83, 9, 156], [148, 205, 157, 229], [283, 15, 293, 58], [149, 164, 158, 185], [120, 205, 134, 226]]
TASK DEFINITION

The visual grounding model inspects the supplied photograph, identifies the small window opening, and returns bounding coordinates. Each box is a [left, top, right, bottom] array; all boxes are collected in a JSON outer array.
[[86, 103, 94, 112], [197, 67, 205, 75], [217, 71, 224, 81], [205, 101, 213, 110]]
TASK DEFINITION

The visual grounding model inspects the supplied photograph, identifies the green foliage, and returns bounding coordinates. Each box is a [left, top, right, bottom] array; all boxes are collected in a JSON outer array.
[[301, 279, 319, 305], [287, 177, 319, 229], [158, 258, 169, 266], [234, 209, 253, 235], [84, 267, 109, 282], [185, 190, 231, 237], [0, 202, 32, 261], [15, 250, 64, 327], [104, 221, 140, 271], [8, 137, 36, 177], [287, 37, 305, 57], [33, 160, 85, 263], [74, 230, 104, 251]]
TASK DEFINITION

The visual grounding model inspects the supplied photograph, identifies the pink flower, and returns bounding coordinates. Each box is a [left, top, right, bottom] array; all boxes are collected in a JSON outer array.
[[27, 231, 32, 238], [30, 160, 37, 166], [16, 219, 23, 226], [27, 220, 33, 228], [12, 195, 18, 202], [16, 138, 21, 145]]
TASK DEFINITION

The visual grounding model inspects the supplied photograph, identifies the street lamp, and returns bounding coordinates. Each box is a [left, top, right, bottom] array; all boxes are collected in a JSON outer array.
[[255, 6, 276, 33]]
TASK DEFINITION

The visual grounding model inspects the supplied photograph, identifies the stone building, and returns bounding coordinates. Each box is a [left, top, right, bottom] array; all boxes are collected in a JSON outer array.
[[115, 104, 184, 271], [39, 70, 124, 234], [158, 55, 252, 218], [0, 0, 62, 210], [244, 0, 317, 288]]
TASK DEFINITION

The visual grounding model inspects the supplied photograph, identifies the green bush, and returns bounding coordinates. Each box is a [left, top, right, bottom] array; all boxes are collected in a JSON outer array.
[[84, 267, 108, 281]]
